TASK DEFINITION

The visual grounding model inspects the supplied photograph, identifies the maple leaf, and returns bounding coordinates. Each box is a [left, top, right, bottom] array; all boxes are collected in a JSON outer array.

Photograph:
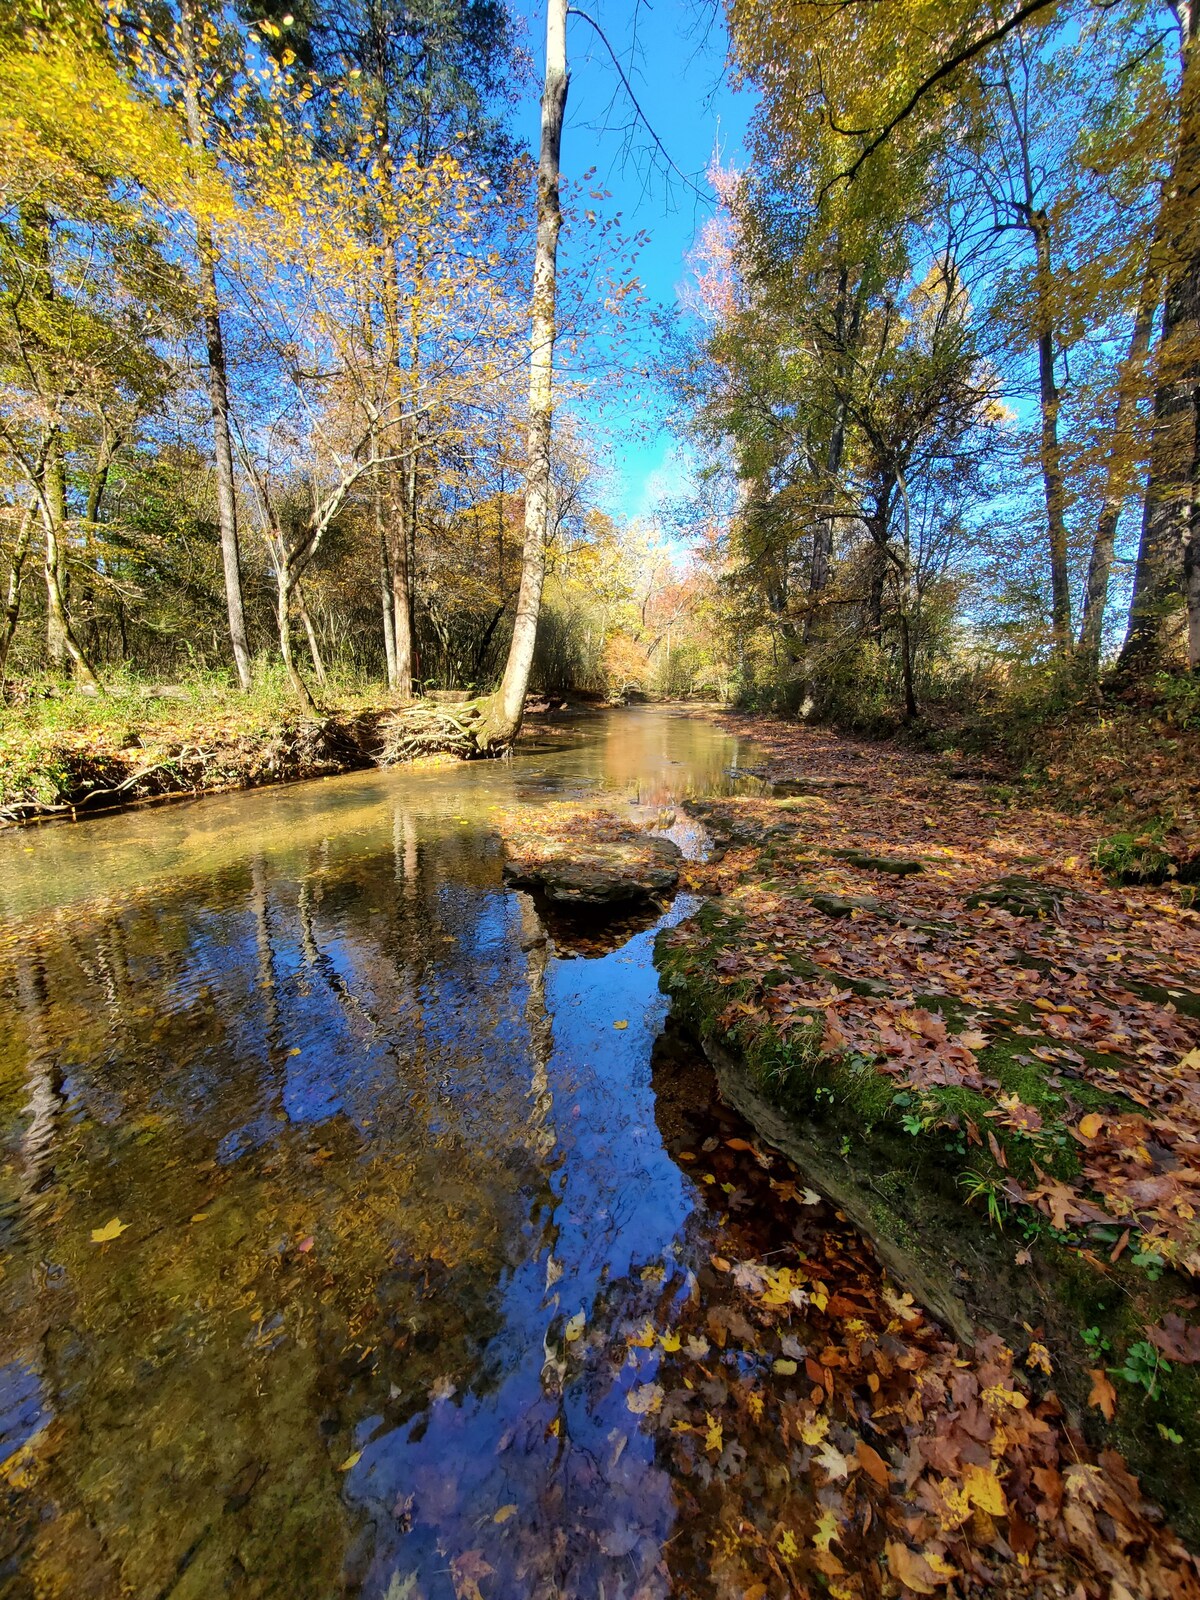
[[1087, 1367, 1118, 1420], [626, 1382, 663, 1416], [704, 1413, 723, 1453], [812, 1508, 839, 1551], [90, 1217, 128, 1243]]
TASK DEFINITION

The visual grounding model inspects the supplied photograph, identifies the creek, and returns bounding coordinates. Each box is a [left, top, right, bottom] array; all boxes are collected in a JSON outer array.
[[0, 707, 861, 1599]]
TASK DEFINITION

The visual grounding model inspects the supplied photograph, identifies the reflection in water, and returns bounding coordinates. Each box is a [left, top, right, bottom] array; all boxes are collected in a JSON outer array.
[[0, 710, 783, 1598]]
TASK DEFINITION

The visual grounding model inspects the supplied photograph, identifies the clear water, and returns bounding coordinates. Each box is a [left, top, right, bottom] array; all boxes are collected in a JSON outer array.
[[0, 708, 841, 1599]]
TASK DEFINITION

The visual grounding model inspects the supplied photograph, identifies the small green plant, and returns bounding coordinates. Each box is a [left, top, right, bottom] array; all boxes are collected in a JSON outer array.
[[958, 1169, 1006, 1229], [1109, 1339, 1170, 1400], [1153, 670, 1200, 730], [1157, 1424, 1184, 1445], [1131, 1247, 1166, 1282], [1080, 1325, 1111, 1356], [838, 1134, 851, 1158], [892, 1090, 934, 1137]]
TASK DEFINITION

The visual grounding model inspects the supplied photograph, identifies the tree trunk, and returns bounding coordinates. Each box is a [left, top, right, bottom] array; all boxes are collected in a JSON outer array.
[[276, 564, 317, 712], [1031, 213, 1072, 646], [1078, 254, 1159, 670], [296, 581, 329, 687], [376, 454, 398, 687], [389, 465, 414, 700], [180, 0, 253, 692], [1122, 8, 1199, 672], [0, 504, 34, 686], [39, 486, 99, 689], [480, 0, 569, 750]]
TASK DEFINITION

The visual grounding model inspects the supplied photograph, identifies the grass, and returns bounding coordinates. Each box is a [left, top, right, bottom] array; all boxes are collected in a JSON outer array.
[[0, 665, 396, 813]]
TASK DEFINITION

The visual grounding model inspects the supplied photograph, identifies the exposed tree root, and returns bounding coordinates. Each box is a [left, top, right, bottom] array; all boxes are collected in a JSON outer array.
[[378, 696, 515, 762]]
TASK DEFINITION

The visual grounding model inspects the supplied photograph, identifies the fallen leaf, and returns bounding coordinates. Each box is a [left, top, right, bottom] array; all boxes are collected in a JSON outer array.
[[885, 1539, 940, 1594], [612, 1019, 628, 1030], [1079, 1112, 1104, 1140], [564, 1310, 585, 1343], [338, 1450, 361, 1472], [1087, 1367, 1117, 1420], [626, 1382, 664, 1416], [493, 1504, 518, 1524], [856, 1439, 890, 1486], [90, 1217, 128, 1244]]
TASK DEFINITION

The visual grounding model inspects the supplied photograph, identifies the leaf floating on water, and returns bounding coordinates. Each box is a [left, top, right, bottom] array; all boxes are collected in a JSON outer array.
[[492, 1504, 518, 1524], [287, 1047, 302, 1057], [563, 1310, 585, 1343], [612, 1019, 628, 1030], [625, 1382, 664, 1416], [338, 1450, 361, 1472], [90, 1217, 128, 1243]]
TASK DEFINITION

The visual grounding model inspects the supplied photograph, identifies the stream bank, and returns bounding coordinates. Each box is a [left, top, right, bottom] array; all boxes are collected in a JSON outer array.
[[650, 718, 1200, 1545]]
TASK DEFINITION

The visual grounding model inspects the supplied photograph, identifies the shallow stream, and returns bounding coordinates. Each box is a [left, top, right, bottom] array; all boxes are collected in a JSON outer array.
[[0, 708, 879, 1599]]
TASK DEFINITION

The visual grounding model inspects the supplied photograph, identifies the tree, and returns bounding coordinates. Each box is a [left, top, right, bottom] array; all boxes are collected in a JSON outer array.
[[479, 0, 568, 749]]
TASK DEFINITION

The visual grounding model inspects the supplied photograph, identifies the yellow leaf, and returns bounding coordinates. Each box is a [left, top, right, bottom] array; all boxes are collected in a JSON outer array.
[[962, 1463, 1007, 1517], [564, 1311, 585, 1343], [493, 1504, 518, 1524], [658, 1329, 681, 1352], [813, 1508, 839, 1552], [90, 1217, 128, 1243], [338, 1450, 361, 1472], [773, 1358, 798, 1376], [777, 1529, 800, 1561], [629, 1320, 657, 1348], [704, 1413, 723, 1452], [799, 1411, 829, 1446], [885, 1540, 938, 1594], [1079, 1112, 1104, 1140], [612, 1019, 628, 1030]]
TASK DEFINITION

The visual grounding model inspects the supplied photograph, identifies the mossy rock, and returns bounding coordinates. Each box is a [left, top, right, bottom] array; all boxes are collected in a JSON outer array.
[[966, 875, 1070, 918], [831, 848, 925, 875]]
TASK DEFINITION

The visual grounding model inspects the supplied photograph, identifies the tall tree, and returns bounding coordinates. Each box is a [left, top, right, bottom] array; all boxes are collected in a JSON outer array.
[[480, 0, 567, 748]]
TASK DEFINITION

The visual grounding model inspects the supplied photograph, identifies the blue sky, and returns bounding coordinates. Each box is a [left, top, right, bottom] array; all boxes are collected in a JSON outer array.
[[509, 1, 753, 526]]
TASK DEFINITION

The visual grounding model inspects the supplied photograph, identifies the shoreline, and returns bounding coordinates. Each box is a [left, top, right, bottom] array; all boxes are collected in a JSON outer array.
[[651, 716, 1200, 1542]]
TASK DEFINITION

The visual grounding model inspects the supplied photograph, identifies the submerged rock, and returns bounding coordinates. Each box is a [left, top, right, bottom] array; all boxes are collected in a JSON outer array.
[[503, 835, 681, 908]]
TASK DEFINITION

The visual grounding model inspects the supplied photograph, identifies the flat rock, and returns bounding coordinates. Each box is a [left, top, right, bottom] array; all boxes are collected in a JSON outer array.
[[832, 848, 925, 876], [503, 836, 682, 908]]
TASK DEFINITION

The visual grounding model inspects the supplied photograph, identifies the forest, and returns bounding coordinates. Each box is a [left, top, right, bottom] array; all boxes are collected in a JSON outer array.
[[1, 0, 1196, 767], [4, 5, 1200, 1598]]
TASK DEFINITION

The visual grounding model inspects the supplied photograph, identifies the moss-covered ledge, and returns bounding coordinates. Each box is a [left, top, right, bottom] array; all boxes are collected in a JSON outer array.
[[654, 898, 1200, 1546]]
